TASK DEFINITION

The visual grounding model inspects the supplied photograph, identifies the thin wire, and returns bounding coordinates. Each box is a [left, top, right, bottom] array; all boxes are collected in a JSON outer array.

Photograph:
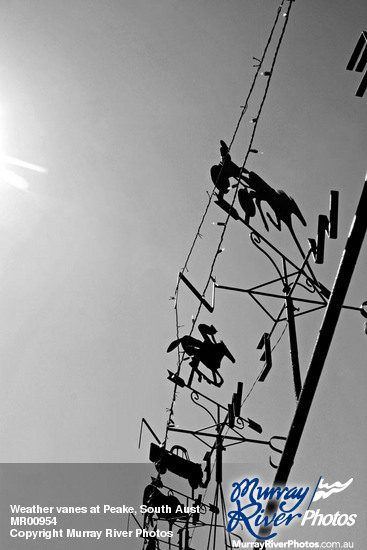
[[172, 0, 286, 308], [164, 0, 293, 450], [172, 0, 286, 290], [155, 7, 295, 543]]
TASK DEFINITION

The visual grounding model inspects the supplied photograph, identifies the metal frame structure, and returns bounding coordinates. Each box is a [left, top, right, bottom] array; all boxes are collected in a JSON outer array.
[[136, 13, 366, 550]]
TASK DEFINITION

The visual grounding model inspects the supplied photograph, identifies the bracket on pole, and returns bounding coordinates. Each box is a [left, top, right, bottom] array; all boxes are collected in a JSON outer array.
[[346, 31, 367, 97], [228, 382, 243, 428], [308, 190, 339, 264], [258, 333, 272, 381]]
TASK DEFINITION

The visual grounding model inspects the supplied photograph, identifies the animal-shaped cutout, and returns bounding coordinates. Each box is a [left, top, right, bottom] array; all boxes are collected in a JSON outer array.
[[167, 324, 235, 387], [238, 186, 257, 224], [242, 170, 307, 232], [210, 140, 247, 200], [210, 140, 307, 232]]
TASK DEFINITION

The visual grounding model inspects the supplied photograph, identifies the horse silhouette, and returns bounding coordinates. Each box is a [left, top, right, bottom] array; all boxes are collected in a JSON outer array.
[[167, 324, 235, 387], [238, 186, 257, 224], [240, 170, 307, 233], [211, 140, 307, 232]]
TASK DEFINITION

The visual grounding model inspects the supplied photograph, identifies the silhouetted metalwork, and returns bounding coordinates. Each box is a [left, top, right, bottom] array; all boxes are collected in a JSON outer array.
[[178, 272, 215, 312], [210, 140, 246, 200], [142, 479, 204, 550], [346, 31, 367, 97], [145, 537, 157, 550], [143, 479, 187, 529], [238, 186, 256, 224], [214, 197, 240, 221], [167, 324, 235, 388], [149, 443, 204, 490], [256, 177, 367, 542], [228, 382, 243, 428], [139, 418, 162, 448], [139, 19, 366, 550], [268, 436, 287, 469], [240, 169, 307, 233], [308, 190, 339, 264], [211, 139, 307, 235], [285, 295, 302, 399], [215, 195, 331, 305], [165, 376, 263, 437], [257, 333, 272, 381]]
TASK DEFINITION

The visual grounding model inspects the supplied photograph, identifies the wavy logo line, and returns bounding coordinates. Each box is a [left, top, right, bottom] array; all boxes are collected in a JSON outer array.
[[308, 477, 353, 508]]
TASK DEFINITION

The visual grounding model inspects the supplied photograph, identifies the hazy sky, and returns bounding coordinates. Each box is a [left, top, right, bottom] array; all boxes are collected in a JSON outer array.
[[0, 2, 366, 543]]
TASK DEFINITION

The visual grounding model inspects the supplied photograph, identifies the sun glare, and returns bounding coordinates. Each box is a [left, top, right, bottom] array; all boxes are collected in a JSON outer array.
[[0, 104, 47, 191]]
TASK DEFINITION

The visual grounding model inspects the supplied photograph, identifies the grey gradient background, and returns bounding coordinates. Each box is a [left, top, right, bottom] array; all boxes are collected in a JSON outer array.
[[0, 0, 366, 547]]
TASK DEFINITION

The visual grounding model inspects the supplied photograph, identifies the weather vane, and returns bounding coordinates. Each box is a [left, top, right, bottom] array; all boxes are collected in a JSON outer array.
[[135, 5, 367, 550]]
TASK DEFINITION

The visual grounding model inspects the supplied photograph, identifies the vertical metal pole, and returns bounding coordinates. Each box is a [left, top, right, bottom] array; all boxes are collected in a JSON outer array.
[[286, 295, 302, 399], [185, 521, 190, 550], [256, 177, 367, 542], [213, 435, 224, 550], [216, 436, 223, 484], [283, 257, 302, 399]]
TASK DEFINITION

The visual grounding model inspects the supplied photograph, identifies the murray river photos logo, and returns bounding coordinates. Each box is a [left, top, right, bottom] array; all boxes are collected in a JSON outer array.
[[227, 476, 356, 541]]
